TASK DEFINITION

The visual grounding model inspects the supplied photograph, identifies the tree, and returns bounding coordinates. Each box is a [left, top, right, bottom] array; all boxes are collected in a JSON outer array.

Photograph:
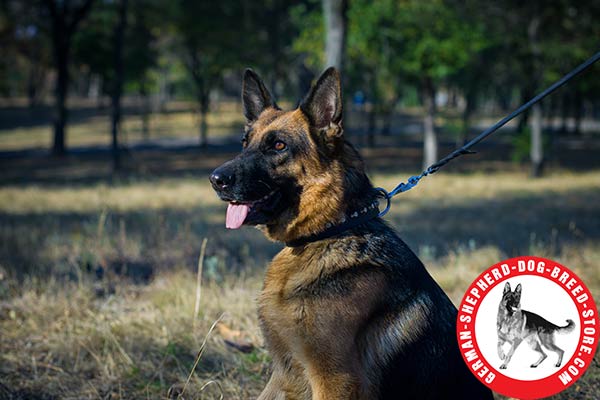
[[323, 0, 347, 73], [127, 0, 159, 140], [110, 0, 127, 171], [293, 0, 486, 154], [42, 0, 95, 155], [293, 0, 401, 146], [393, 0, 486, 169], [175, 0, 242, 147], [0, 1, 52, 106], [485, 0, 600, 176], [249, 0, 303, 98], [346, 0, 403, 147], [446, 1, 498, 146], [73, 0, 159, 142]]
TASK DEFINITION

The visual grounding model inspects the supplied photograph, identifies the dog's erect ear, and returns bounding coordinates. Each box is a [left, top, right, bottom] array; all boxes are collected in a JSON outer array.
[[514, 283, 522, 300], [242, 69, 277, 124], [503, 282, 511, 295], [300, 67, 342, 131]]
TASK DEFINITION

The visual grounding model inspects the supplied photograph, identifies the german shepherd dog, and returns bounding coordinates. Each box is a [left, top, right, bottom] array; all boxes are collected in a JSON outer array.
[[497, 282, 575, 370], [210, 67, 493, 399]]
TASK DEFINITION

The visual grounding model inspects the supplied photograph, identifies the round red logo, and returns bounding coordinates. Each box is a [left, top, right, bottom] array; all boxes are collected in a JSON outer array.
[[456, 256, 599, 399]]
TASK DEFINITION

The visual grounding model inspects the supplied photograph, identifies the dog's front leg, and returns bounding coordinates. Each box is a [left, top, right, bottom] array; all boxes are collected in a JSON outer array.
[[258, 361, 311, 400], [306, 366, 362, 400], [497, 335, 507, 360], [258, 371, 286, 400], [499, 339, 522, 369], [308, 374, 360, 400]]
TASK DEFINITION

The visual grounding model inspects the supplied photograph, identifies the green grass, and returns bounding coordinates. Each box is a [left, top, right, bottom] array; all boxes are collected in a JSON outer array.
[[0, 162, 599, 398]]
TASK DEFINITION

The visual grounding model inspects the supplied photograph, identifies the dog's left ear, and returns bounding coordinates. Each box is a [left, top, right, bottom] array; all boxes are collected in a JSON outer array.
[[300, 67, 343, 135], [503, 282, 511, 295]]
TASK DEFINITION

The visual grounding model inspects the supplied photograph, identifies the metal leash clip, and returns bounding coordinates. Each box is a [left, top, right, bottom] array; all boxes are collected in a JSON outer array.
[[375, 187, 391, 217]]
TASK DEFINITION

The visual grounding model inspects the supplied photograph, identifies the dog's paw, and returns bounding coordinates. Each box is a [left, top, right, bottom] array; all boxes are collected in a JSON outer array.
[[530, 364, 538, 368], [499, 364, 507, 369], [555, 362, 562, 367]]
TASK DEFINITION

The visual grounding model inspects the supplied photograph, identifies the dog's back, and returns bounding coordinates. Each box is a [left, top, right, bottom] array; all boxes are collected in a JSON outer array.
[[522, 310, 575, 334]]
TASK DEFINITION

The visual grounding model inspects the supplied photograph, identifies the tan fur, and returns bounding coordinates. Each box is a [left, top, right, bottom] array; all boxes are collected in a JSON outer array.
[[258, 241, 388, 399], [248, 108, 347, 244]]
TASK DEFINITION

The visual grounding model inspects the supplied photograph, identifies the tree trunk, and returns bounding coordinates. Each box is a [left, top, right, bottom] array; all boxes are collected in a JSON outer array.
[[381, 97, 398, 137], [199, 108, 208, 147], [267, 0, 282, 98], [459, 108, 470, 147], [516, 85, 536, 136], [458, 90, 475, 146], [367, 106, 376, 147], [140, 80, 150, 140], [422, 78, 437, 169], [297, 62, 314, 100], [573, 89, 583, 136], [381, 108, 392, 137], [530, 104, 543, 177], [52, 29, 69, 155], [44, 0, 95, 156], [323, 0, 347, 72], [527, 14, 543, 177], [27, 64, 40, 108], [111, 0, 128, 171], [560, 93, 569, 135], [199, 94, 209, 147]]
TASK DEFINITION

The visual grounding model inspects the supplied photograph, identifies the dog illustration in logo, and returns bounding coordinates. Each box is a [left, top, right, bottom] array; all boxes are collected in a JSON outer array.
[[497, 282, 576, 369]]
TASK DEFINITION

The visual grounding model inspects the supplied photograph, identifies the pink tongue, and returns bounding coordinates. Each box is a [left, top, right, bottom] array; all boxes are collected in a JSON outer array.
[[226, 203, 250, 229]]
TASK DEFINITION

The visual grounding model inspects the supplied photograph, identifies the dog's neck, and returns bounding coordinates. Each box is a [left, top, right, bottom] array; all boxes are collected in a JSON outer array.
[[499, 302, 521, 320], [283, 200, 380, 247], [264, 143, 379, 244]]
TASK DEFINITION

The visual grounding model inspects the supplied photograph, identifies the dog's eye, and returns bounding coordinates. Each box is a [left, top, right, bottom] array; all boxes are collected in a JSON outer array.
[[273, 141, 287, 151]]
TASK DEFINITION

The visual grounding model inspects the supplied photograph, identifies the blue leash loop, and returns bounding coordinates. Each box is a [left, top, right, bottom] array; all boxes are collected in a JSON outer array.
[[376, 50, 600, 217]]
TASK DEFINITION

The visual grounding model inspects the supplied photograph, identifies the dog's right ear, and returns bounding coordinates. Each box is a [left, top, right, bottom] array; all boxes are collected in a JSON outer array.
[[242, 69, 277, 124], [503, 282, 511, 295]]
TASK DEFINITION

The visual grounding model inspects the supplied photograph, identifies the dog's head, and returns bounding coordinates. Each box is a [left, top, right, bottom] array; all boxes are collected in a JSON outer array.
[[501, 282, 522, 312], [209, 67, 377, 242]]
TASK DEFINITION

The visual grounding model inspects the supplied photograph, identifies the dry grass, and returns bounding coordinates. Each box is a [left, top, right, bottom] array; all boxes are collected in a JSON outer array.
[[0, 169, 599, 399], [0, 270, 268, 399], [0, 178, 220, 214]]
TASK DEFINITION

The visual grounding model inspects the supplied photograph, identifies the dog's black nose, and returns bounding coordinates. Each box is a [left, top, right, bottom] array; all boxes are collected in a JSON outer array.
[[210, 167, 235, 190]]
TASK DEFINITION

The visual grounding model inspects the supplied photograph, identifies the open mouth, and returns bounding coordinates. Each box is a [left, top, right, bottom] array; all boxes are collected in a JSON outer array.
[[226, 190, 279, 229]]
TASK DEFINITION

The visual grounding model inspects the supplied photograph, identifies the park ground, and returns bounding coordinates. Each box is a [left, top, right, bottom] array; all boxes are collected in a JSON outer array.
[[0, 102, 599, 399]]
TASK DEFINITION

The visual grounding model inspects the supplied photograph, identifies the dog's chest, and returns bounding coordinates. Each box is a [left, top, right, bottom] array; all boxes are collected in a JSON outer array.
[[257, 246, 387, 369], [258, 254, 315, 358], [498, 310, 525, 339]]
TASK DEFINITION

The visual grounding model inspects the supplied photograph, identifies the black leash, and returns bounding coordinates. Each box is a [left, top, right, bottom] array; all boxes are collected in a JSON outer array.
[[376, 50, 600, 217], [285, 50, 599, 247]]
